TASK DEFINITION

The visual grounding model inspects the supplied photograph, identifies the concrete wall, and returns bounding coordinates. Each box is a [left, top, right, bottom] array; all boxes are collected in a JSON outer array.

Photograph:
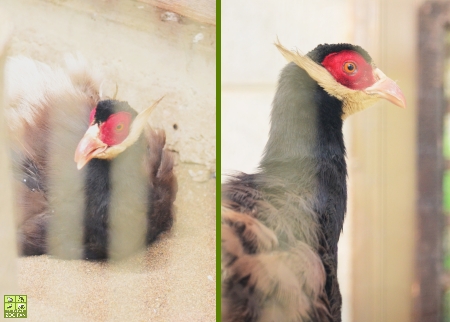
[[2, 0, 216, 168]]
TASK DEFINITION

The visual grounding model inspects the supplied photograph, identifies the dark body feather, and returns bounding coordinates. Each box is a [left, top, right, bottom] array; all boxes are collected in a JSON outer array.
[[8, 57, 177, 261], [222, 59, 347, 321], [83, 158, 111, 259], [16, 115, 176, 260], [81, 127, 176, 260]]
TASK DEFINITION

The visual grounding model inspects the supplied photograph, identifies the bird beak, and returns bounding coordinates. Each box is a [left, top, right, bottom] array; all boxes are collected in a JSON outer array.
[[74, 124, 108, 170], [364, 68, 406, 108]]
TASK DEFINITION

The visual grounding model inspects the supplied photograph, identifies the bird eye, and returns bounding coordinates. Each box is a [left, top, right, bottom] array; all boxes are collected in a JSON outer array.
[[116, 123, 124, 132], [343, 61, 357, 74]]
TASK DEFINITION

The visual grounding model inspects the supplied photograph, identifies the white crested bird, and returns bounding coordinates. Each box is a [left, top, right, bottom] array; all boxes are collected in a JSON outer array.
[[221, 43, 406, 321], [6, 55, 177, 260]]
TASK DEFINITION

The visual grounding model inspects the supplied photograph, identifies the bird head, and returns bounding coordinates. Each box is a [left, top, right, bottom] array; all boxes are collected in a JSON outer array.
[[74, 97, 163, 170], [275, 42, 406, 118]]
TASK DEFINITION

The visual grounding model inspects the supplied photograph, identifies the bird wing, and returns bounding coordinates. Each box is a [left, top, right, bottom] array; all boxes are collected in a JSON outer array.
[[144, 128, 177, 243], [6, 55, 102, 255], [7, 55, 176, 258], [222, 177, 333, 322], [5, 55, 101, 150]]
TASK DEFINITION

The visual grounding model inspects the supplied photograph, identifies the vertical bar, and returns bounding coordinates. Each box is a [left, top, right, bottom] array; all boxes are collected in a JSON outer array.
[[0, 17, 17, 295], [416, 2, 449, 321]]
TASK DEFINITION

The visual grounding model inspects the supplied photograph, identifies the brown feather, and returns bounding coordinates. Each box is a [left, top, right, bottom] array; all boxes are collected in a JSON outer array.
[[7, 56, 176, 259], [222, 206, 332, 322], [145, 128, 177, 243]]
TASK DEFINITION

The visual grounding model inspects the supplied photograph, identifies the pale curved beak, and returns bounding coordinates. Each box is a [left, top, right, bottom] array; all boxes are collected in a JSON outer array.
[[74, 124, 108, 170], [365, 68, 406, 109]]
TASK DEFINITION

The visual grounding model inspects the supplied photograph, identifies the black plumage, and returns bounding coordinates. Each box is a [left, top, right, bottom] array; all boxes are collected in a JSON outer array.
[[83, 157, 111, 260], [93, 100, 136, 124], [307, 43, 372, 65], [7, 56, 177, 261], [222, 43, 406, 321]]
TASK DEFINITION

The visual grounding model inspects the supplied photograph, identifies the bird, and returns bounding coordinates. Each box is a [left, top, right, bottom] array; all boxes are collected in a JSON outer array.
[[6, 55, 177, 260], [221, 42, 406, 322]]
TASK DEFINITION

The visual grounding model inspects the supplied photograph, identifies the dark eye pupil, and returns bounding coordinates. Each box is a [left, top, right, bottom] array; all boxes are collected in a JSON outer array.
[[347, 64, 354, 71]]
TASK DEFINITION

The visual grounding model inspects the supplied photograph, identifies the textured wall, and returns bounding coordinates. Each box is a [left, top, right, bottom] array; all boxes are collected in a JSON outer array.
[[2, 0, 216, 168]]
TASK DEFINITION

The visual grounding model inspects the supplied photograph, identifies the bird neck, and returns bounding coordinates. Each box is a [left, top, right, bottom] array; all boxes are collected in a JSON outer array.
[[260, 62, 346, 176], [83, 136, 149, 260], [259, 62, 347, 252]]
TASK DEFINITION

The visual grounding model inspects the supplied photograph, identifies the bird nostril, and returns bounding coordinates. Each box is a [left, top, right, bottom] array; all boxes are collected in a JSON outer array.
[[173, 123, 178, 130]]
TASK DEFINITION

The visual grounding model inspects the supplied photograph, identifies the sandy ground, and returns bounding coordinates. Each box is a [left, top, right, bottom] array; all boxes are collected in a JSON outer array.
[[16, 164, 216, 322]]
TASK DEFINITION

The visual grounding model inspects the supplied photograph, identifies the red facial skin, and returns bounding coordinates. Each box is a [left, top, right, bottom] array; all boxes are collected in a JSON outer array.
[[89, 109, 132, 146], [321, 50, 376, 90]]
